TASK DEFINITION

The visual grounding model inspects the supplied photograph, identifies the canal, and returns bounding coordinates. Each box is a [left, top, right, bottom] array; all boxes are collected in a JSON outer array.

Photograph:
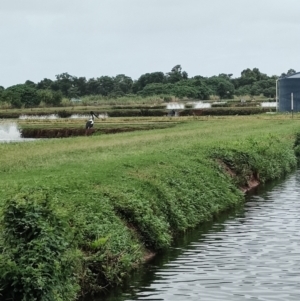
[[99, 170, 300, 301]]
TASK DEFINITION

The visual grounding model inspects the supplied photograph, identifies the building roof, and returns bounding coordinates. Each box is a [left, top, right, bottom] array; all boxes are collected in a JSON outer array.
[[282, 72, 300, 79]]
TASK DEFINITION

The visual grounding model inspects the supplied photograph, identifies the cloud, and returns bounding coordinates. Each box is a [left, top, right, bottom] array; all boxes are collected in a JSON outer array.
[[1, 0, 300, 87]]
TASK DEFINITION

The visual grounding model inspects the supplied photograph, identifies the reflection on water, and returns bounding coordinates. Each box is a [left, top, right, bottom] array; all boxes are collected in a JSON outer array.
[[99, 171, 300, 301]]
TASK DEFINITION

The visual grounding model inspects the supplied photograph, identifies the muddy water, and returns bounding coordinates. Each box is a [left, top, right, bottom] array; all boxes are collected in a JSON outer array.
[[99, 170, 300, 301]]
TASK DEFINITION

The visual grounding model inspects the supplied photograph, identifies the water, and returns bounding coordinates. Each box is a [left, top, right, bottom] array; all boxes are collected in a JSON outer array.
[[166, 103, 185, 110], [0, 122, 37, 142], [193, 102, 211, 109], [0, 122, 23, 142], [261, 102, 277, 108], [100, 171, 300, 301]]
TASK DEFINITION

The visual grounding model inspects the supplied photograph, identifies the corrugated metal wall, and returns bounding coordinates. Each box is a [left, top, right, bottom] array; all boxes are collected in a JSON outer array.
[[278, 76, 300, 112]]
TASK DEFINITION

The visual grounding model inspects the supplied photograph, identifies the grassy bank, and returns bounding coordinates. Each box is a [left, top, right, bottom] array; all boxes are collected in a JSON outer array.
[[17, 116, 182, 138], [0, 103, 276, 119], [0, 115, 299, 300]]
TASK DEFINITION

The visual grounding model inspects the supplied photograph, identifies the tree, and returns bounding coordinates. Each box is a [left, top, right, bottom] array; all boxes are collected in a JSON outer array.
[[193, 75, 205, 80], [251, 79, 275, 95], [72, 77, 87, 96], [204, 76, 234, 98], [138, 79, 211, 100], [86, 78, 100, 95], [239, 68, 267, 85], [216, 79, 235, 99], [218, 73, 233, 80], [191, 79, 212, 100], [97, 76, 115, 96], [138, 83, 173, 96], [134, 72, 165, 92], [287, 69, 296, 75], [173, 85, 198, 98], [250, 86, 260, 97], [24, 80, 36, 88], [37, 78, 54, 90], [113, 74, 133, 95], [55, 73, 75, 96], [263, 87, 276, 98], [283, 69, 297, 77], [68, 86, 80, 99], [0, 89, 22, 107], [0, 87, 5, 103], [235, 86, 251, 96], [37, 90, 63, 106], [239, 68, 258, 86], [6, 84, 40, 107], [166, 65, 188, 83]]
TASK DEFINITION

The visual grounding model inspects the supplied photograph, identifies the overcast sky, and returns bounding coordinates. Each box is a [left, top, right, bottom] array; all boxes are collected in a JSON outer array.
[[1, 0, 300, 88]]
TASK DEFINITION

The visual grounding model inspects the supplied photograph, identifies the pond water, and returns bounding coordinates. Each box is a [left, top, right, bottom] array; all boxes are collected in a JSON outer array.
[[99, 170, 300, 301], [0, 122, 23, 142], [0, 122, 38, 142]]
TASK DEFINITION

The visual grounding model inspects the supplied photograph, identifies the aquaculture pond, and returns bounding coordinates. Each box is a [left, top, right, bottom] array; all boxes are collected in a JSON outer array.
[[96, 170, 300, 301], [1, 115, 181, 139], [0, 122, 31, 142]]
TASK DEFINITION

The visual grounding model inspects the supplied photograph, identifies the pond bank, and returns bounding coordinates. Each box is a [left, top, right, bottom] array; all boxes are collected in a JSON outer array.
[[0, 118, 299, 301], [96, 169, 300, 301], [20, 127, 137, 138], [20, 126, 174, 138]]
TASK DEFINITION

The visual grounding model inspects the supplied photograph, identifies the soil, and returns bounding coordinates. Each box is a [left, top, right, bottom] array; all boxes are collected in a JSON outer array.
[[216, 159, 260, 193], [20, 127, 150, 138]]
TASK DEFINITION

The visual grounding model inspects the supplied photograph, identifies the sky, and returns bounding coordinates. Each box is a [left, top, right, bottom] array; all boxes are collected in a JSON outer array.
[[1, 0, 300, 88]]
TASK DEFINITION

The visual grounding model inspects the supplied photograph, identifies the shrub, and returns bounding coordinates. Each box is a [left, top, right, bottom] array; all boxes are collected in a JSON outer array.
[[56, 110, 72, 118], [294, 133, 300, 162], [0, 189, 79, 301]]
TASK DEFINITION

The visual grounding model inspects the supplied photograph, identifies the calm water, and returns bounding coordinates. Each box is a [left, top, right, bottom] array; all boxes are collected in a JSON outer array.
[[99, 170, 300, 301]]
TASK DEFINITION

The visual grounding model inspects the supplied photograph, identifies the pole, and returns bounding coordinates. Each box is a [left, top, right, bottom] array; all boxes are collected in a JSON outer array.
[[276, 79, 278, 112], [291, 92, 294, 118]]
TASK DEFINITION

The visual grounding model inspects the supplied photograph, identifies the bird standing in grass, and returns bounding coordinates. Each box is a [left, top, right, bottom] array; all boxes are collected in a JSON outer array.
[[85, 111, 98, 135]]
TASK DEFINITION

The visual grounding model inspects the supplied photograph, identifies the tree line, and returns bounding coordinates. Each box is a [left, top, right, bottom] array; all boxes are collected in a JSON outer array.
[[0, 66, 296, 108]]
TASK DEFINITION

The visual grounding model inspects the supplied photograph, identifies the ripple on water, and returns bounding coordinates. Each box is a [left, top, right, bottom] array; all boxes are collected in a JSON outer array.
[[100, 171, 300, 301]]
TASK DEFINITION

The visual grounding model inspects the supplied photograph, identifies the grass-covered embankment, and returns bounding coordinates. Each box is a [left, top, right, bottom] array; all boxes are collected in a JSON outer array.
[[0, 106, 276, 119], [16, 116, 182, 138], [0, 115, 300, 300]]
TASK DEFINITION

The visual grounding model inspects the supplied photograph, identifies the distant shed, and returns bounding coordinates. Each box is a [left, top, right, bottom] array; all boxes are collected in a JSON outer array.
[[278, 72, 300, 112]]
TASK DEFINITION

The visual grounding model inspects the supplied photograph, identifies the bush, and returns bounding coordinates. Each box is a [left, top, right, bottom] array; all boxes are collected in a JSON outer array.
[[56, 110, 72, 118], [211, 134, 297, 186], [0, 189, 79, 301]]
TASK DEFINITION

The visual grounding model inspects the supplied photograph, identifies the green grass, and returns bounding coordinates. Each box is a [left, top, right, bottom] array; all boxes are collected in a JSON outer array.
[[0, 114, 300, 299], [0, 93, 274, 117], [16, 116, 182, 130]]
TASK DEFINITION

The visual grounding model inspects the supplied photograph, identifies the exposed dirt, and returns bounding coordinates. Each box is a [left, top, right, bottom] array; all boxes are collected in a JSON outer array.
[[216, 159, 260, 193], [143, 251, 156, 262], [20, 127, 154, 138]]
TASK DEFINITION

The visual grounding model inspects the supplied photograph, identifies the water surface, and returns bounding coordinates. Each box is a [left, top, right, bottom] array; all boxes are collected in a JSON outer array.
[[0, 122, 24, 142], [100, 171, 300, 301]]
